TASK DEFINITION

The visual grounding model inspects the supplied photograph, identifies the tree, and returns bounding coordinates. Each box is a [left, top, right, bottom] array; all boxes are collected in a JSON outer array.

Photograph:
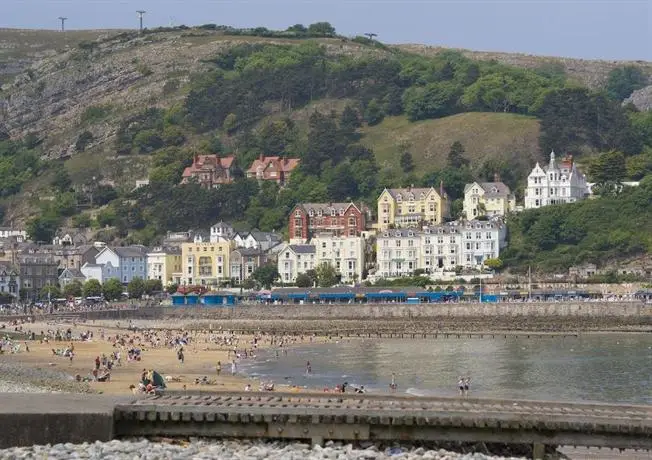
[[484, 258, 504, 270], [447, 141, 469, 168], [26, 214, 60, 243], [102, 278, 123, 301], [589, 150, 627, 184], [295, 273, 313, 288], [127, 277, 146, 299], [364, 98, 384, 126], [307, 22, 335, 36], [251, 264, 279, 289], [223, 113, 238, 134], [63, 280, 83, 298], [51, 165, 72, 193], [144, 279, 163, 295], [605, 66, 647, 101], [166, 283, 179, 294], [315, 263, 339, 287], [75, 131, 94, 152], [399, 151, 415, 173], [40, 284, 61, 299], [82, 279, 102, 298], [340, 105, 361, 141]]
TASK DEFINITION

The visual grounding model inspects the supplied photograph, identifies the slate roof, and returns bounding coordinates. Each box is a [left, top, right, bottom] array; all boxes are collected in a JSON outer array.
[[288, 244, 315, 254], [113, 246, 147, 258]]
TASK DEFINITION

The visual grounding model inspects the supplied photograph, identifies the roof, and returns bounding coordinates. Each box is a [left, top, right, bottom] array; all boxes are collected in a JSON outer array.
[[385, 186, 448, 200], [182, 155, 235, 178], [113, 246, 147, 258], [297, 202, 360, 215], [232, 247, 264, 256], [287, 244, 316, 254], [464, 181, 512, 198], [60, 268, 84, 278], [246, 156, 301, 174], [248, 231, 281, 243]]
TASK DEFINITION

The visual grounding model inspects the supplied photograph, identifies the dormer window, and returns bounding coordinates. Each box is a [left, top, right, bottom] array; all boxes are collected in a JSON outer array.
[[318, 210, 323, 217], [419, 193, 425, 199], [395, 231, 401, 237], [339, 209, 344, 216], [295, 210, 301, 217], [407, 231, 414, 237], [396, 194, 402, 202], [408, 193, 414, 201], [309, 210, 314, 217], [330, 210, 336, 217]]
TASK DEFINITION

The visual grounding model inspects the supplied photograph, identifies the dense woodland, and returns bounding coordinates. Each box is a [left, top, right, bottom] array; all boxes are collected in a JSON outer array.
[[3, 23, 652, 273]]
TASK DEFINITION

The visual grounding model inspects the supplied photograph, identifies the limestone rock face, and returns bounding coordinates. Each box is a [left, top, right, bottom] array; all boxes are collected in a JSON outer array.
[[625, 85, 652, 111]]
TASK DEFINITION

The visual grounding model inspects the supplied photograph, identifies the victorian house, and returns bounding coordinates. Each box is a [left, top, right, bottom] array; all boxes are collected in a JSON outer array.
[[289, 202, 367, 243], [181, 155, 236, 188], [246, 155, 300, 185], [524, 151, 589, 209]]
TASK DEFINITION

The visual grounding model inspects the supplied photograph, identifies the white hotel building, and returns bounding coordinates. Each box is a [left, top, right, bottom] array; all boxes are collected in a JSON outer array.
[[524, 151, 589, 209], [376, 220, 506, 278]]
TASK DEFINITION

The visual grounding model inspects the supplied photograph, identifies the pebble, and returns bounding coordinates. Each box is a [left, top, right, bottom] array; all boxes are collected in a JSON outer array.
[[0, 439, 527, 460]]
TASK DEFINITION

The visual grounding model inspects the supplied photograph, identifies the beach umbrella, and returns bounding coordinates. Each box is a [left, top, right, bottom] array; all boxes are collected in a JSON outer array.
[[151, 370, 167, 388]]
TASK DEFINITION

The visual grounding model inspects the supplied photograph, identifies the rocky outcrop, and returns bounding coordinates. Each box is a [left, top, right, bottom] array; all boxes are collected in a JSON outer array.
[[625, 84, 652, 111]]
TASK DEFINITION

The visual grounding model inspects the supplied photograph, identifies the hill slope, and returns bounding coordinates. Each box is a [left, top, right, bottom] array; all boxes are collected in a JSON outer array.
[[362, 112, 541, 177]]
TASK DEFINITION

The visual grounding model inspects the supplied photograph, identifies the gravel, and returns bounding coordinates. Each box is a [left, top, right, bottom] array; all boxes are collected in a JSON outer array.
[[0, 362, 92, 394], [0, 439, 528, 460]]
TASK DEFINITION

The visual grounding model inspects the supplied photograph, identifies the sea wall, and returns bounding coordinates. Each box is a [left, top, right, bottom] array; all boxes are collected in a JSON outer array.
[[166, 302, 652, 319]]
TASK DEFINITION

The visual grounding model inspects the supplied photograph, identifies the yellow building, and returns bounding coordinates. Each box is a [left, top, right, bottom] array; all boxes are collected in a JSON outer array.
[[147, 247, 182, 286], [181, 240, 233, 286], [463, 181, 516, 219], [377, 186, 450, 231]]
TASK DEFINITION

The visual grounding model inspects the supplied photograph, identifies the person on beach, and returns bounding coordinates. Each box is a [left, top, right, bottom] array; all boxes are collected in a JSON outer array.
[[231, 359, 237, 375], [177, 347, 184, 365], [390, 373, 397, 393], [464, 377, 471, 395], [306, 361, 312, 375], [458, 376, 465, 395], [216, 361, 221, 376]]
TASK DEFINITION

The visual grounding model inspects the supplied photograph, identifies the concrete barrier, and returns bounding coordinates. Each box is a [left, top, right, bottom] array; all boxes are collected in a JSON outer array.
[[0, 394, 130, 448]]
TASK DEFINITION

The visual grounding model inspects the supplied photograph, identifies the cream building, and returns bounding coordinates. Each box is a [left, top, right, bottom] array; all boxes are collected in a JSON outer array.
[[312, 233, 365, 283], [181, 240, 233, 286], [277, 244, 316, 284], [463, 179, 516, 219], [147, 246, 182, 286], [524, 151, 589, 209], [377, 186, 449, 231], [376, 220, 506, 278]]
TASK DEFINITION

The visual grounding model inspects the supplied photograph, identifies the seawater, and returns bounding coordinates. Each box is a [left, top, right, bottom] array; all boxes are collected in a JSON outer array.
[[239, 334, 652, 404]]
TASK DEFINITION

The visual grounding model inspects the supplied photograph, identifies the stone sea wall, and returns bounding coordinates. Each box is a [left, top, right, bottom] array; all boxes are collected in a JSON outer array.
[[166, 302, 652, 320]]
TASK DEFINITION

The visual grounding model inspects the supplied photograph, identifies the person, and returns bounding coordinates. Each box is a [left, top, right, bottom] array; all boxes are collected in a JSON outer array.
[[390, 373, 397, 393], [244, 383, 252, 392], [177, 347, 184, 365], [231, 359, 237, 375], [306, 361, 312, 375], [458, 376, 465, 396], [216, 361, 221, 376], [464, 377, 471, 395]]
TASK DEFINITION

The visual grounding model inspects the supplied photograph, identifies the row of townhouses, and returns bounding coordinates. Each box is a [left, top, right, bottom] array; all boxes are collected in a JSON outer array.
[[0, 150, 633, 301]]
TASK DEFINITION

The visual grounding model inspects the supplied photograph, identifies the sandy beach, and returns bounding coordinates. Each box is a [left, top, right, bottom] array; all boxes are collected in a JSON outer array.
[[0, 318, 320, 395]]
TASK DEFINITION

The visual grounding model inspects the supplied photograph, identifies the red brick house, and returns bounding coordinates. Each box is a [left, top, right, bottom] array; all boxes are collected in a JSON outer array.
[[246, 155, 300, 185], [181, 155, 235, 188], [289, 202, 367, 242]]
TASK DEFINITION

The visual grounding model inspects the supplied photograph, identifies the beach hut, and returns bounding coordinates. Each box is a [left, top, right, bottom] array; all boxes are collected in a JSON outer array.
[[171, 292, 186, 306], [185, 293, 200, 305], [202, 291, 238, 306]]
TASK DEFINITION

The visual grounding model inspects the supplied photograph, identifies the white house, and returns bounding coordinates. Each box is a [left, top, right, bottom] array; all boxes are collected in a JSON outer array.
[[80, 263, 104, 283], [311, 233, 365, 283], [457, 220, 507, 268], [277, 244, 316, 283], [376, 220, 507, 278], [463, 179, 515, 219], [0, 228, 26, 242], [524, 151, 589, 209], [210, 221, 235, 243], [238, 231, 283, 252], [0, 264, 19, 299]]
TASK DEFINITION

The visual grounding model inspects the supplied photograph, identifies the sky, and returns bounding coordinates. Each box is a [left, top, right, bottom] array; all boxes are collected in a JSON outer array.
[[3, 0, 651, 60]]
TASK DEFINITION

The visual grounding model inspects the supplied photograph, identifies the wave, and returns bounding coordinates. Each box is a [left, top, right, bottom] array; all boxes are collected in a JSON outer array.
[[405, 387, 427, 397]]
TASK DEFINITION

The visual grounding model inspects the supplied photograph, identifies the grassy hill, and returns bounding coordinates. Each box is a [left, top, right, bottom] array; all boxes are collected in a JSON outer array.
[[361, 112, 541, 177]]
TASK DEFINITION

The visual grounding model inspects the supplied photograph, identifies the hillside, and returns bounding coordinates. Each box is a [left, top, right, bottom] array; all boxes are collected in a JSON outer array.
[[1, 24, 652, 273], [362, 113, 540, 178]]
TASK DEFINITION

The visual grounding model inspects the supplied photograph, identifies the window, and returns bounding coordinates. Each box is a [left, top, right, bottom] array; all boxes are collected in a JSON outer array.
[[348, 217, 356, 226], [396, 240, 401, 247], [199, 256, 212, 276], [331, 210, 336, 217], [295, 209, 301, 217]]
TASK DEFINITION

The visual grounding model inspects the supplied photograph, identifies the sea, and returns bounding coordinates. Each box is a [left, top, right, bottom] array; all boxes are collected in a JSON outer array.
[[239, 333, 652, 404]]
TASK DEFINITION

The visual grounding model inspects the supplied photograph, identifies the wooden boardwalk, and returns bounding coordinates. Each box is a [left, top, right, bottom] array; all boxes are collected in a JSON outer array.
[[114, 392, 652, 459]]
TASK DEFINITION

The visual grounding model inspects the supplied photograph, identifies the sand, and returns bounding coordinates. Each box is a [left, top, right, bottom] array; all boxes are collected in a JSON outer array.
[[1, 319, 283, 395]]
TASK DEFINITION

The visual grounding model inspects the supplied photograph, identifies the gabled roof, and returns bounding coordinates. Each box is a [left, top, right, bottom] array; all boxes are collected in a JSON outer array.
[[101, 246, 147, 259], [232, 247, 264, 256], [287, 244, 316, 254], [247, 156, 300, 174], [59, 268, 85, 279], [248, 231, 282, 243], [383, 186, 448, 200], [182, 155, 235, 178], [295, 202, 361, 215], [464, 181, 512, 197]]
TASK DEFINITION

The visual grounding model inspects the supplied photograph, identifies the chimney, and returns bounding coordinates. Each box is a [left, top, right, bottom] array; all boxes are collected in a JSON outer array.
[[494, 172, 501, 183], [259, 153, 264, 162], [440, 180, 444, 197], [194, 154, 199, 164]]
